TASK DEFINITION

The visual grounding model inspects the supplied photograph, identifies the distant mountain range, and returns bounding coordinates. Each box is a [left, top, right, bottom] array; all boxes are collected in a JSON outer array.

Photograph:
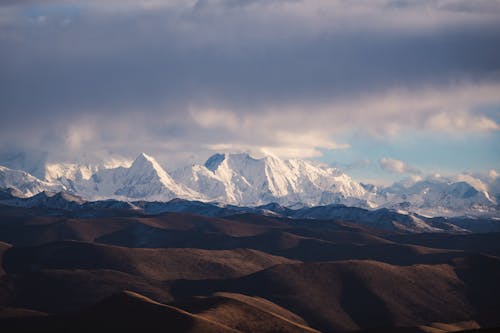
[[0, 152, 498, 218], [1, 189, 499, 234]]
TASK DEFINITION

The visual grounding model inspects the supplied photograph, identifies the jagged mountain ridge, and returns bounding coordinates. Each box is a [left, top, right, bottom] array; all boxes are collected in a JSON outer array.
[[173, 153, 367, 207], [0, 152, 498, 217], [1, 190, 499, 233], [379, 178, 497, 217], [0, 165, 63, 197]]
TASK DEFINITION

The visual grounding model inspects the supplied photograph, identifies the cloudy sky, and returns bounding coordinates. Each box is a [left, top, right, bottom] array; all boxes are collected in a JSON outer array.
[[1, 0, 499, 183]]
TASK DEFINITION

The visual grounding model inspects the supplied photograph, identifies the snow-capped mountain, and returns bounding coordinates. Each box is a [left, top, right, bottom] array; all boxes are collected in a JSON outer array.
[[0, 151, 49, 180], [0, 165, 63, 197], [380, 177, 498, 217], [44, 163, 99, 182], [173, 153, 368, 206], [113, 153, 199, 200], [0, 152, 498, 217], [59, 153, 200, 201]]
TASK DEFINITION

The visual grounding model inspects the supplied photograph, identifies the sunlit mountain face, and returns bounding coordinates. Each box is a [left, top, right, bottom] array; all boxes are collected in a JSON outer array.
[[0, 152, 498, 218], [1, 1, 499, 332]]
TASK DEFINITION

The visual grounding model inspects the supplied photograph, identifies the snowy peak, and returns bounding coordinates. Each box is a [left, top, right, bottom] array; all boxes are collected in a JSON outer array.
[[0, 151, 48, 179], [127, 153, 171, 181], [447, 181, 480, 199], [131, 153, 158, 168], [0, 152, 498, 218], [0, 165, 63, 197], [381, 177, 497, 217], [177, 152, 367, 206], [116, 153, 197, 200]]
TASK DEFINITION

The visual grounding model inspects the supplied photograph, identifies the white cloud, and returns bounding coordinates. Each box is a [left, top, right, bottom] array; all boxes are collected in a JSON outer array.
[[193, 83, 500, 150], [488, 169, 499, 180], [425, 111, 500, 133], [259, 146, 325, 159], [190, 107, 350, 159], [274, 131, 349, 150], [452, 173, 489, 193], [380, 157, 421, 174], [202, 143, 324, 159]]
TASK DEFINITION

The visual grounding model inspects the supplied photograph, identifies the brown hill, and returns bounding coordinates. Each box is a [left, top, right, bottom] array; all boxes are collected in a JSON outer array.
[[77, 290, 239, 333], [1, 268, 171, 313], [0, 306, 48, 318], [1, 240, 298, 314], [1, 209, 500, 332], [96, 225, 468, 265], [0, 211, 473, 266], [0, 290, 322, 333], [0, 214, 134, 246], [0, 211, 392, 248], [172, 292, 320, 333], [0, 290, 239, 333], [357, 320, 481, 332], [3, 240, 298, 281], [170, 256, 500, 332], [388, 233, 500, 257], [142, 212, 272, 236], [285, 227, 392, 245]]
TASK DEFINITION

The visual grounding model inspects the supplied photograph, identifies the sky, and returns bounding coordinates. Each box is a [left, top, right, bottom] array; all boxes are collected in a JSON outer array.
[[0, 0, 499, 184]]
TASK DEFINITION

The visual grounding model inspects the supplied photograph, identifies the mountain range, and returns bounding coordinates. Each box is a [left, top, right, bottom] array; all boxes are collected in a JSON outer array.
[[0, 152, 498, 218], [1, 200, 500, 332]]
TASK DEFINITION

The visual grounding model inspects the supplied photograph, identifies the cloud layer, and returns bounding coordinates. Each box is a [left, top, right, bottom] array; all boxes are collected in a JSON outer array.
[[0, 0, 499, 173], [380, 158, 421, 175]]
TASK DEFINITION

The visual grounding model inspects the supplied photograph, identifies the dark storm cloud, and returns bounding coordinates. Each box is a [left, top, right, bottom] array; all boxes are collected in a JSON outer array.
[[0, 0, 499, 163]]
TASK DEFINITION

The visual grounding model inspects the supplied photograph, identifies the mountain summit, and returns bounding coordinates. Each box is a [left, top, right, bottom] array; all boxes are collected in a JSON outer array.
[[114, 153, 196, 200], [0, 152, 498, 217], [174, 153, 368, 206]]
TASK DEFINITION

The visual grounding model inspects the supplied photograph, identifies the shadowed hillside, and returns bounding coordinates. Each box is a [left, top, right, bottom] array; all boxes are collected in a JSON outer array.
[[0, 206, 499, 332], [170, 259, 500, 332]]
